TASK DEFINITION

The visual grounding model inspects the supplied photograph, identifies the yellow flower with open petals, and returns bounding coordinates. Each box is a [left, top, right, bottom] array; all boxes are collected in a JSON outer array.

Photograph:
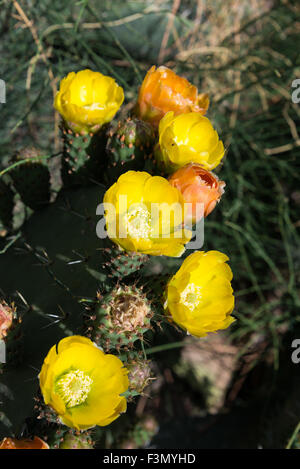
[[156, 112, 225, 173], [39, 336, 128, 430], [54, 69, 124, 134], [103, 171, 192, 257], [164, 251, 235, 337]]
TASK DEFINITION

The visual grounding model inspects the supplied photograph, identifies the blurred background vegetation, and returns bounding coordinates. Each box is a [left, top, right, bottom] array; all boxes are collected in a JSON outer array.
[[0, 0, 300, 448]]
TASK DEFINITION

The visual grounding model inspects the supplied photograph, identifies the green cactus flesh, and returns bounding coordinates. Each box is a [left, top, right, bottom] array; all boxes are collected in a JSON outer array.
[[0, 183, 145, 437], [104, 118, 155, 181], [0, 179, 162, 440], [10, 149, 51, 211], [61, 125, 107, 187], [101, 242, 149, 279], [0, 179, 14, 229]]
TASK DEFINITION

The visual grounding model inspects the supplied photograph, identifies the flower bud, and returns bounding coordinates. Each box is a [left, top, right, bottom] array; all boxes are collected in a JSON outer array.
[[0, 300, 14, 340], [136, 65, 209, 127], [54, 69, 124, 134], [128, 359, 152, 394], [59, 432, 94, 449], [156, 112, 225, 173], [168, 163, 225, 223]]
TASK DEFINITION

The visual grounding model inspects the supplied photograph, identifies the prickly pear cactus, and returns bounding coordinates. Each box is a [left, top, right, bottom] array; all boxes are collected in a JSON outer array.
[[101, 242, 149, 279], [60, 124, 107, 187], [58, 430, 94, 449], [105, 118, 155, 181], [0, 179, 159, 444], [118, 415, 159, 449], [86, 285, 153, 353], [0, 65, 232, 449]]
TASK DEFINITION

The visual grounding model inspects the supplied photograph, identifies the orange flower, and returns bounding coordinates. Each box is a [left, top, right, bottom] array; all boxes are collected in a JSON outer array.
[[168, 163, 225, 223], [0, 300, 14, 340], [0, 436, 49, 449], [136, 66, 209, 127]]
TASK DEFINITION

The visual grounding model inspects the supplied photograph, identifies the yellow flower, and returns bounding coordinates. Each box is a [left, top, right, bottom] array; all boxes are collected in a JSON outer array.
[[54, 69, 124, 134], [39, 336, 128, 430], [164, 250, 235, 337], [103, 171, 192, 257], [156, 112, 225, 173], [136, 65, 209, 128]]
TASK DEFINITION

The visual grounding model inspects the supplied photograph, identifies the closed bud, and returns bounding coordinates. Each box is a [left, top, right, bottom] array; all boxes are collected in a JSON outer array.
[[59, 431, 94, 449], [128, 359, 153, 394], [54, 69, 124, 135], [156, 112, 225, 173], [0, 300, 14, 340], [168, 163, 225, 223], [136, 66, 209, 128]]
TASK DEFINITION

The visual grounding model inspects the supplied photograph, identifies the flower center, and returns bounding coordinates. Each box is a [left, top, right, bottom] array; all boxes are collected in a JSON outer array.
[[124, 206, 151, 240], [55, 369, 93, 408], [180, 283, 202, 310]]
